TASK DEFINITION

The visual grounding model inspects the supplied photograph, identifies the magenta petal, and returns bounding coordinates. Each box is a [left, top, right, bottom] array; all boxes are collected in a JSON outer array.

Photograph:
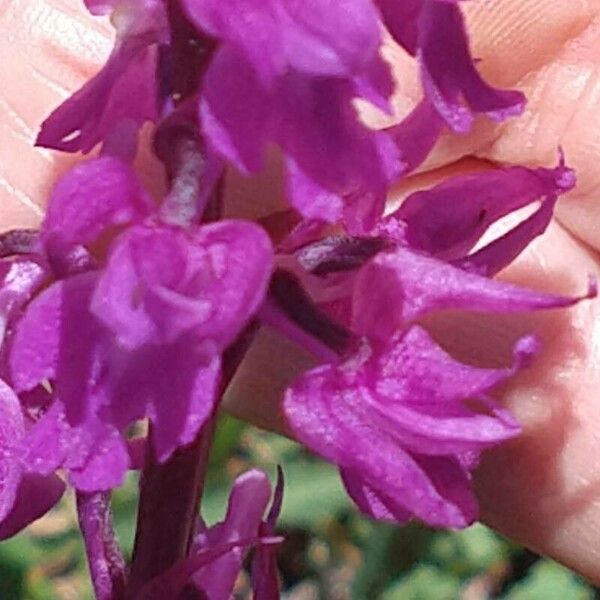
[[110, 341, 221, 462], [200, 47, 273, 173], [386, 99, 445, 175], [22, 402, 127, 492], [36, 0, 167, 153], [418, 0, 525, 131], [340, 468, 412, 523], [284, 327, 532, 527], [388, 161, 575, 261], [374, 0, 421, 55], [184, 0, 382, 82], [0, 473, 65, 540], [285, 368, 474, 527], [42, 157, 153, 251], [279, 78, 400, 230], [37, 43, 160, 153], [10, 273, 105, 425], [352, 247, 594, 340], [182, 0, 284, 83], [276, 0, 383, 78], [0, 258, 47, 342], [454, 198, 556, 276], [69, 426, 129, 492], [84, 0, 117, 15], [21, 403, 69, 476], [0, 379, 24, 523], [193, 469, 272, 599]]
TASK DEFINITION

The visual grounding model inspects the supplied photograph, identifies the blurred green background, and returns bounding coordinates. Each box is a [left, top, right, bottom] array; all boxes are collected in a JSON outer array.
[[0, 416, 596, 599]]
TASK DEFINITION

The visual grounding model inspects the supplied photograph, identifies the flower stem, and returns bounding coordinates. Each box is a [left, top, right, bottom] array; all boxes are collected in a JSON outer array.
[[127, 417, 215, 597], [127, 324, 258, 597], [76, 491, 127, 600]]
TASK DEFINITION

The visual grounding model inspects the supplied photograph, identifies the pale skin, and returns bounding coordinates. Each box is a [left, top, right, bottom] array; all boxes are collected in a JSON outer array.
[[4, 0, 600, 584]]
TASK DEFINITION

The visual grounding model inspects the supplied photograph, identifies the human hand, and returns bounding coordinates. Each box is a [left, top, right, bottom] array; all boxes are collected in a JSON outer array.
[[3, 0, 600, 583]]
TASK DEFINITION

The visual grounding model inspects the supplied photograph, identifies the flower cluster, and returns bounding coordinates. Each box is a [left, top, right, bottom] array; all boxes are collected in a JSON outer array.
[[0, 0, 594, 597]]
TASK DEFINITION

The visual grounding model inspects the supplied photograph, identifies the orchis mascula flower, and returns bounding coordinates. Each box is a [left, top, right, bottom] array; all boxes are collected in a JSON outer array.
[[1, 0, 596, 597], [8, 157, 272, 491], [282, 157, 594, 527]]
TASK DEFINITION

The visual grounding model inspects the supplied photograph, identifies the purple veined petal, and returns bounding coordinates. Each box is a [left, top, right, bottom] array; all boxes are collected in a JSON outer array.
[[41, 157, 154, 251], [192, 470, 272, 600], [284, 362, 478, 527], [0, 473, 65, 541], [92, 220, 273, 351], [37, 0, 168, 154], [340, 468, 412, 523], [388, 159, 575, 261], [386, 99, 445, 175], [10, 272, 106, 425], [374, 328, 539, 411], [200, 46, 273, 174], [357, 328, 525, 455], [352, 247, 596, 340], [418, 0, 525, 132], [109, 340, 221, 462], [0, 379, 25, 524]]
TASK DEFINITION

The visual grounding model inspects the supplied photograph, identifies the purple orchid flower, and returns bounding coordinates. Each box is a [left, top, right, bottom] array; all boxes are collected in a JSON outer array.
[[7, 157, 273, 491], [279, 156, 594, 528]]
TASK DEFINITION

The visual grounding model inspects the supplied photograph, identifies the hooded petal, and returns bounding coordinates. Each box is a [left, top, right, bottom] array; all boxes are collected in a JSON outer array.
[[92, 221, 273, 351]]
